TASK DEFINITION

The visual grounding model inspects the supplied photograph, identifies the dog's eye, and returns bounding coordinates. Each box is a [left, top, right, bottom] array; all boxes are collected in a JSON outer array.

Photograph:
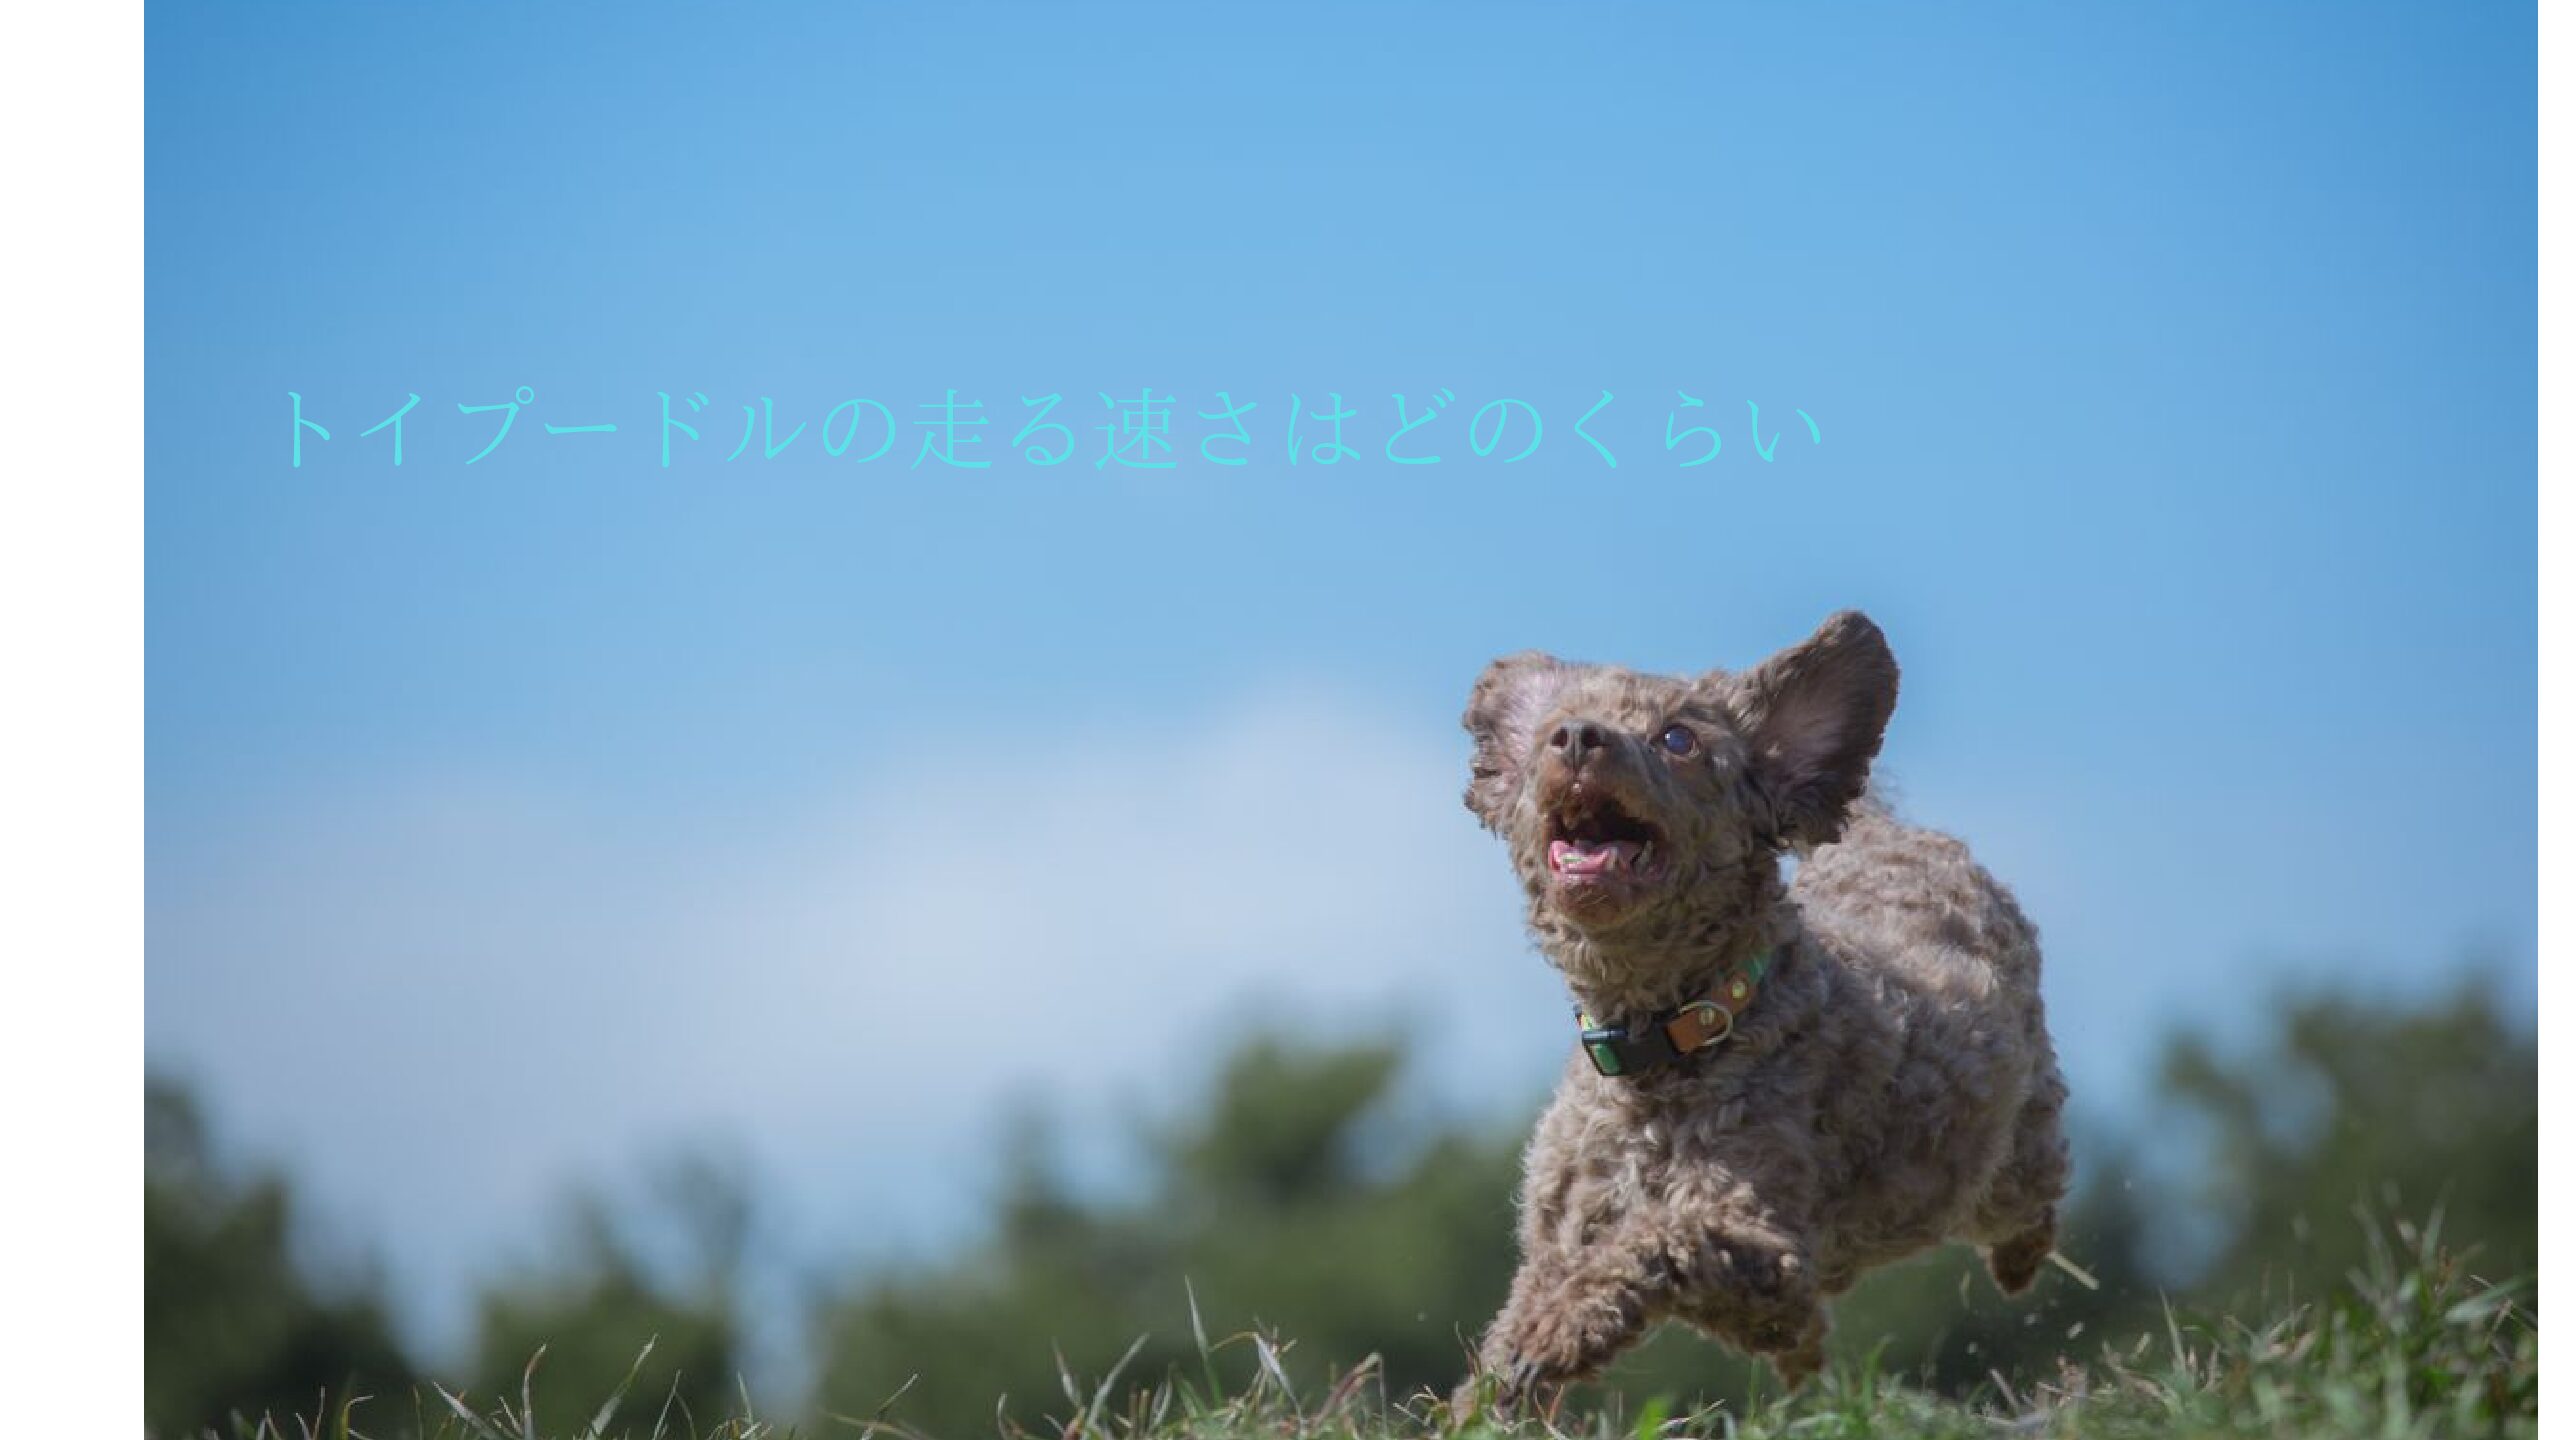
[[1655, 724, 1699, 757]]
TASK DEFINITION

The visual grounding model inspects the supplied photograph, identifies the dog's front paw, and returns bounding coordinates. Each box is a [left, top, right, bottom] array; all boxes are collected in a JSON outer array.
[[1477, 1279, 1646, 1405], [1677, 1233, 1824, 1367], [1485, 1360, 1550, 1424], [1451, 1349, 1553, 1426], [1741, 1257, 1822, 1357], [1774, 1331, 1827, 1389]]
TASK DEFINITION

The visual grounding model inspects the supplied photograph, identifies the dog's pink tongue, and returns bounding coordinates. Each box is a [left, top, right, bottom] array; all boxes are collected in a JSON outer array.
[[1550, 839, 1633, 875]]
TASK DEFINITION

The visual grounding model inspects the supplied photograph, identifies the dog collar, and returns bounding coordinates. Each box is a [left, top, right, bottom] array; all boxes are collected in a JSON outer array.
[[1575, 950, 1774, 1078]]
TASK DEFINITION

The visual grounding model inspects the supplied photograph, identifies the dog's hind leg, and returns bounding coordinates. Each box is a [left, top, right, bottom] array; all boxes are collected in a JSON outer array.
[[1973, 1059, 2070, 1296]]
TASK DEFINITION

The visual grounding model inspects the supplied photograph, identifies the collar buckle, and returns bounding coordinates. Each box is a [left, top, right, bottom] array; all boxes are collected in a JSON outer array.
[[1665, 997, 1737, 1053]]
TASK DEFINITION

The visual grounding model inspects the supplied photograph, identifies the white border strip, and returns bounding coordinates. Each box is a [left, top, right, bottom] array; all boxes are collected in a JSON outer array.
[[0, 0, 144, 1419]]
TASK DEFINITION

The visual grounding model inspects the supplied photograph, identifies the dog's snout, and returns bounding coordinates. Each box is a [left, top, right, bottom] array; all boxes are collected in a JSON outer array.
[[1548, 719, 1609, 766]]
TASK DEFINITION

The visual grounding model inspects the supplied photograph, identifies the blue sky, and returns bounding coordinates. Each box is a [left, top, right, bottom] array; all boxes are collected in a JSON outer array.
[[147, 1, 2532, 1364]]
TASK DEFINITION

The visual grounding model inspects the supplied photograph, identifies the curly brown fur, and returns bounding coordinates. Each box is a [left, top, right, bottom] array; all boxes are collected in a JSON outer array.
[[1459, 612, 2070, 1412]]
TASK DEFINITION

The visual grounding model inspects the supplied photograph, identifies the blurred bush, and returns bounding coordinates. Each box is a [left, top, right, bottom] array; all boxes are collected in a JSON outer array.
[[144, 1078, 415, 1437], [812, 1035, 1520, 1431], [460, 1156, 748, 1434], [2162, 977, 2534, 1297]]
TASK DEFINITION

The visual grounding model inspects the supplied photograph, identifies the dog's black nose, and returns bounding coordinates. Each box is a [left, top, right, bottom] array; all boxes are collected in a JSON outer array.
[[1548, 719, 1608, 766]]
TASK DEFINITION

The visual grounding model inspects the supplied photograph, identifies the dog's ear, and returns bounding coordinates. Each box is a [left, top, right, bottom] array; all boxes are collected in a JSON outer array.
[[1729, 611, 1898, 850], [1462, 651, 1571, 830]]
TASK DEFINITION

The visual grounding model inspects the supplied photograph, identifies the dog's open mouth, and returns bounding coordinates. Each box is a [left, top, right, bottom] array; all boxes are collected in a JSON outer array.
[[1545, 791, 1663, 881]]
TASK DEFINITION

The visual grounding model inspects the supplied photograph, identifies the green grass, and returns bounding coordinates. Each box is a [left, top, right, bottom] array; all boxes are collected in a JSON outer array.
[[219, 1217, 2532, 1440]]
